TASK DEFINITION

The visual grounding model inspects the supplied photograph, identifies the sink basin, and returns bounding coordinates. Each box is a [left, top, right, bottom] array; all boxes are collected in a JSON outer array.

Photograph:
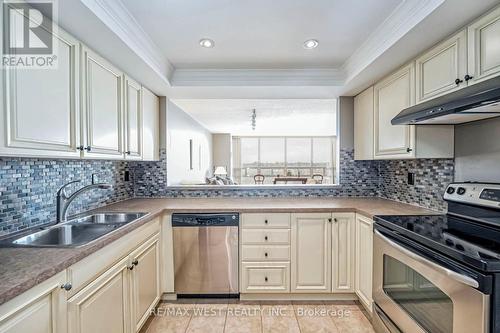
[[9, 224, 122, 247], [0, 212, 149, 248], [71, 212, 148, 225]]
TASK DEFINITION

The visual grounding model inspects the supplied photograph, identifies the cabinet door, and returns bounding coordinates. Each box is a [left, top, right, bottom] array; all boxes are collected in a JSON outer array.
[[0, 271, 67, 333], [68, 258, 130, 333], [374, 62, 415, 159], [124, 77, 142, 160], [81, 46, 124, 159], [332, 213, 355, 293], [130, 236, 160, 332], [354, 87, 374, 160], [0, 27, 80, 158], [355, 215, 373, 313], [468, 6, 500, 85], [142, 87, 160, 161], [416, 30, 467, 103], [291, 213, 331, 293]]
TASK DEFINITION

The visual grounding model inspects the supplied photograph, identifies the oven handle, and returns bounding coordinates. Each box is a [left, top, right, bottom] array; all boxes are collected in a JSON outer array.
[[374, 230, 479, 289]]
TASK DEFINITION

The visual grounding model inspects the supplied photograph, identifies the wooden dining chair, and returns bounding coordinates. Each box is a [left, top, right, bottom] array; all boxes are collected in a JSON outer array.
[[254, 174, 265, 184], [312, 174, 324, 184]]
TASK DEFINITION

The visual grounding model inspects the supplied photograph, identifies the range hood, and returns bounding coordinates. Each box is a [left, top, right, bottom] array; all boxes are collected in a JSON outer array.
[[392, 76, 500, 125]]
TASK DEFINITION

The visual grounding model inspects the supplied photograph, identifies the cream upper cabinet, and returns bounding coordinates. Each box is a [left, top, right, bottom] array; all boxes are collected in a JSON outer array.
[[81, 46, 124, 159], [416, 29, 467, 103], [468, 6, 500, 85], [0, 271, 67, 333], [374, 62, 416, 159], [291, 213, 332, 293], [124, 77, 143, 160], [0, 28, 80, 158], [68, 257, 130, 333], [129, 236, 161, 332], [142, 87, 160, 161], [354, 86, 374, 160], [332, 213, 355, 293], [355, 214, 373, 313]]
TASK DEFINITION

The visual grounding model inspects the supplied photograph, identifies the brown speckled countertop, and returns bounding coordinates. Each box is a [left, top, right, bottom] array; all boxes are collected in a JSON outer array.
[[0, 197, 438, 306]]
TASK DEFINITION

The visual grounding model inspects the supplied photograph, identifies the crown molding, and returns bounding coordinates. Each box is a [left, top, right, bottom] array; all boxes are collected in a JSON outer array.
[[80, 0, 174, 83], [171, 68, 346, 87], [342, 0, 445, 82]]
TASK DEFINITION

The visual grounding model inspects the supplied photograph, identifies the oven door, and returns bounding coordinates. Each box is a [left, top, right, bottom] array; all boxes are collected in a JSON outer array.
[[373, 229, 490, 333]]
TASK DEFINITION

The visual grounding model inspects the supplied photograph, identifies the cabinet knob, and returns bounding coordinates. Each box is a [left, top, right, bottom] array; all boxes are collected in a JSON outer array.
[[128, 265, 134, 270], [264, 236, 268, 241], [60, 283, 72, 291], [406, 148, 413, 153], [84, 146, 92, 152], [264, 277, 268, 282], [132, 259, 139, 266], [328, 218, 332, 223], [77, 145, 84, 151], [126, 151, 131, 155], [264, 219, 268, 224], [334, 218, 338, 223], [264, 252, 268, 257], [464, 74, 474, 81], [455, 78, 463, 85]]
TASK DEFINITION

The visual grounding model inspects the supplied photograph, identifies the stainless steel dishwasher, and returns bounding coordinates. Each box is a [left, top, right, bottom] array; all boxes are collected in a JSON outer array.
[[172, 213, 239, 297]]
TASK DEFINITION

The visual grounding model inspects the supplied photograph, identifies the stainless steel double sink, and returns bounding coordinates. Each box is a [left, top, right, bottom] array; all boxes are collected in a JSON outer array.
[[0, 213, 148, 248]]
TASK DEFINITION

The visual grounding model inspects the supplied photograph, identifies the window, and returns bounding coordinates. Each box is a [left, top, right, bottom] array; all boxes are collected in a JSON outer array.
[[233, 136, 337, 185]]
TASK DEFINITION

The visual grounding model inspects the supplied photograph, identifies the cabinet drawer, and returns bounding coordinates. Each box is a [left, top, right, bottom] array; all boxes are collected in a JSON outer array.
[[241, 229, 290, 245], [241, 245, 290, 261], [241, 262, 290, 293], [241, 213, 290, 228]]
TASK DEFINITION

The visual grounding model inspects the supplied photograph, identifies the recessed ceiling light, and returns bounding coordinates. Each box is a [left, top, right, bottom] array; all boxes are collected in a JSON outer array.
[[303, 39, 319, 49], [199, 38, 215, 48]]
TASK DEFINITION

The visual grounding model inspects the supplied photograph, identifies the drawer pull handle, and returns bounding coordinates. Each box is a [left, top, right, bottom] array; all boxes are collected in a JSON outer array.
[[264, 252, 268, 257], [264, 277, 268, 282], [264, 220, 268, 224], [264, 236, 268, 241], [60, 283, 72, 291]]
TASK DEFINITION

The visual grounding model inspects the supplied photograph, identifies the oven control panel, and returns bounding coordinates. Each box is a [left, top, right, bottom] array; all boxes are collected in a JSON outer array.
[[444, 182, 500, 209]]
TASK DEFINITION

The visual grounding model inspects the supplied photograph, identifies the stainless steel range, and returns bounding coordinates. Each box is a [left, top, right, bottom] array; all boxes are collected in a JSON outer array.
[[373, 182, 500, 333]]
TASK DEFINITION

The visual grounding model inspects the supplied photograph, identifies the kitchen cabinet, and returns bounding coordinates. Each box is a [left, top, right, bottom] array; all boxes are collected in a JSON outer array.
[[142, 87, 160, 161], [129, 236, 161, 332], [81, 46, 124, 159], [355, 214, 373, 313], [468, 5, 500, 85], [354, 87, 374, 160], [0, 271, 67, 333], [332, 213, 355, 293], [68, 257, 131, 333], [0, 28, 80, 158], [124, 77, 143, 160], [361, 62, 454, 160], [241, 262, 290, 293], [374, 62, 416, 159], [291, 213, 332, 293], [416, 30, 467, 103]]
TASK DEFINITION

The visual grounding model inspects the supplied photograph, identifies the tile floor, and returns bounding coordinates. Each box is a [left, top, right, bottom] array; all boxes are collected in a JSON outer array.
[[140, 300, 375, 333]]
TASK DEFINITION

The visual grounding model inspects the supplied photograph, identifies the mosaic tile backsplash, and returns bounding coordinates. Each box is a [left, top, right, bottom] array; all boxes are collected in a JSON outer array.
[[0, 148, 455, 236], [0, 157, 132, 236]]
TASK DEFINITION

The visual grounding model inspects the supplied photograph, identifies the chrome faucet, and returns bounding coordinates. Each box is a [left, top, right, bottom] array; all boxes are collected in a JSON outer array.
[[56, 179, 113, 223]]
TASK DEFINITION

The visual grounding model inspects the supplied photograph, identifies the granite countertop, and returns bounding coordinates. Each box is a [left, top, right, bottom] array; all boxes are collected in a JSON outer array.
[[0, 197, 439, 306]]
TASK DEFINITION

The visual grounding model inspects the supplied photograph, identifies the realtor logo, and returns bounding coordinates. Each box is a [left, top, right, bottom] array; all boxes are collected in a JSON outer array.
[[2, 0, 58, 68]]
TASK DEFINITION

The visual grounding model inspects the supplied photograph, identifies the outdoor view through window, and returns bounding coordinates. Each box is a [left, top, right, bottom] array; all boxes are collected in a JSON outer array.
[[167, 99, 338, 186]]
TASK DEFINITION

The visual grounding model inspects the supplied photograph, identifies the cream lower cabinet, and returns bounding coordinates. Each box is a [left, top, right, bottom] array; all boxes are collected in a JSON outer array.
[[355, 214, 373, 313], [68, 257, 131, 333], [332, 213, 355, 293], [68, 232, 161, 333], [291, 213, 332, 293], [0, 271, 67, 333], [129, 237, 161, 332]]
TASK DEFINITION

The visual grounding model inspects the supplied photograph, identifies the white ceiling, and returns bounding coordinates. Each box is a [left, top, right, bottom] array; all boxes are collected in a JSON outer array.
[[121, 0, 401, 69], [172, 99, 337, 136]]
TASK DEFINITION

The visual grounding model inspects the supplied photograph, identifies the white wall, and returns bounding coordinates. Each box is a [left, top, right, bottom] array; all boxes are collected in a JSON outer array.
[[212, 133, 232, 177], [167, 101, 213, 185]]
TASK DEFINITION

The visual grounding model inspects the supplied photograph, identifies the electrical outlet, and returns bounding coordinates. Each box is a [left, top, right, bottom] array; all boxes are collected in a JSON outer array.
[[124, 170, 130, 182], [408, 172, 415, 185]]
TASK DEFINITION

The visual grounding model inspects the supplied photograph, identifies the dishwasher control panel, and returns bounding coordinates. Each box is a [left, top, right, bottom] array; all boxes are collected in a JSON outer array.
[[172, 213, 239, 227]]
